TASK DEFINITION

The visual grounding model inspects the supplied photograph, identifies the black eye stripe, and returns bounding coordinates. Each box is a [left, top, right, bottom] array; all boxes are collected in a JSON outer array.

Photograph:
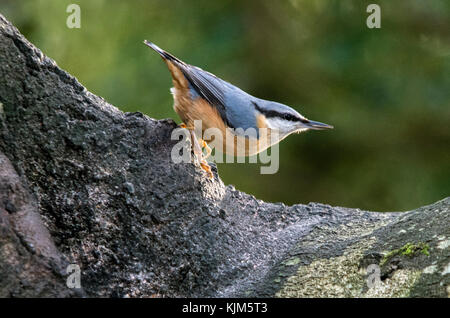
[[252, 102, 308, 123]]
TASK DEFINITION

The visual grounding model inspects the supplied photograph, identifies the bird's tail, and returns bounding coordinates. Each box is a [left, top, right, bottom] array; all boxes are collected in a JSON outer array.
[[144, 40, 190, 89], [143, 40, 183, 64]]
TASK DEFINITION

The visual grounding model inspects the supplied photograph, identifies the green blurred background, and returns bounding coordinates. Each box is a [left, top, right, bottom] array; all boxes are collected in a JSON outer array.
[[2, 0, 449, 211]]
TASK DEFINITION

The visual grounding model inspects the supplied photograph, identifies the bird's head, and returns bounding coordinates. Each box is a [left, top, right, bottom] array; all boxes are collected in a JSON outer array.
[[252, 100, 333, 138]]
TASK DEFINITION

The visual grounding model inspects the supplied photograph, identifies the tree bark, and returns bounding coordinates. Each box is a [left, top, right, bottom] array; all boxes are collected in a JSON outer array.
[[0, 14, 448, 298]]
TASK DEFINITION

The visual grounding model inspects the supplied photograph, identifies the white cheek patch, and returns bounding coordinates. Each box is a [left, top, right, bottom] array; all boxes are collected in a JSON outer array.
[[265, 117, 279, 130], [266, 117, 292, 135]]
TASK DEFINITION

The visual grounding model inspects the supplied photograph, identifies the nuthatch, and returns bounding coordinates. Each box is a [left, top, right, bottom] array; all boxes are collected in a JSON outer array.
[[144, 40, 333, 177]]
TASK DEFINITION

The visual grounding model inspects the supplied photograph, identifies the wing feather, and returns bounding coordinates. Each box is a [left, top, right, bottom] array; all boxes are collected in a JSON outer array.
[[144, 41, 233, 127], [178, 65, 231, 127]]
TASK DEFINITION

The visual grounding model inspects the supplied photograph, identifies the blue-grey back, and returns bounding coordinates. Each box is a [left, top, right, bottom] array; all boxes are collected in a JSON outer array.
[[187, 66, 259, 132], [146, 41, 261, 133]]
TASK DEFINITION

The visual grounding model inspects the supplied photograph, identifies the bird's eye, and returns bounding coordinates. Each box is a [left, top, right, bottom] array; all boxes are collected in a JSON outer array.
[[283, 114, 296, 121]]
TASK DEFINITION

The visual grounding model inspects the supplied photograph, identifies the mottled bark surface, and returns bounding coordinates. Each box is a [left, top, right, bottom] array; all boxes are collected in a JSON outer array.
[[0, 14, 448, 298]]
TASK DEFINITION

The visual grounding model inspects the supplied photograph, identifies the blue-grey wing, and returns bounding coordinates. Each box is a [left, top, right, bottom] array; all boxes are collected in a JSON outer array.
[[223, 89, 258, 134], [182, 66, 258, 132], [145, 41, 251, 130], [174, 61, 258, 134], [177, 64, 231, 126]]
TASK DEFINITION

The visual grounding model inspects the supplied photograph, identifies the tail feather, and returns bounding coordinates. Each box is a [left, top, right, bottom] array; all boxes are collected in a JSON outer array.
[[143, 40, 228, 123], [143, 40, 183, 64]]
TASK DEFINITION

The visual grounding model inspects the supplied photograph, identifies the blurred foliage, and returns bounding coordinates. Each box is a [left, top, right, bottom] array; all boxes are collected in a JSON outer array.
[[2, 0, 449, 211]]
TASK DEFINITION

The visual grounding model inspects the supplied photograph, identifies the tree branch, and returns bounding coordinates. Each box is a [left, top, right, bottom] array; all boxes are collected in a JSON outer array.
[[0, 14, 448, 297]]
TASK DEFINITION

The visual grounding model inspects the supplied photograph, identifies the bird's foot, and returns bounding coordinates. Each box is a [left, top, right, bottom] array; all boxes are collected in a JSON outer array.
[[200, 139, 212, 160], [179, 122, 194, 130], [199, 139, 213, 178], [200, 160, 213, 179], [188, 130, 213, 179]]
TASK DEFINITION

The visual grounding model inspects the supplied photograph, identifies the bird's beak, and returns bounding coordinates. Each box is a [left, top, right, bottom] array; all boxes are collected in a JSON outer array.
[[304, 120, 334, 130]]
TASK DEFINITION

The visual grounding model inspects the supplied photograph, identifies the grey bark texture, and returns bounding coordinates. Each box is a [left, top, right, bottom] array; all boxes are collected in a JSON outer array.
[[0, 14, 448, 298]]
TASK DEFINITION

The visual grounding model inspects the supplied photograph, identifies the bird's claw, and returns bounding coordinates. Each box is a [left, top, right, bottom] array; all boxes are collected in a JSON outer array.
[[200, 160, 213, 179], [179, 122, 194, 130], [188, 129, 213, 179], [200, 139, 212, 160]]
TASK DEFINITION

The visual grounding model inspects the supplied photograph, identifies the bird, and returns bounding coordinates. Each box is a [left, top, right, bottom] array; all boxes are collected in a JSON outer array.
[[144, 40, 333, 178]]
